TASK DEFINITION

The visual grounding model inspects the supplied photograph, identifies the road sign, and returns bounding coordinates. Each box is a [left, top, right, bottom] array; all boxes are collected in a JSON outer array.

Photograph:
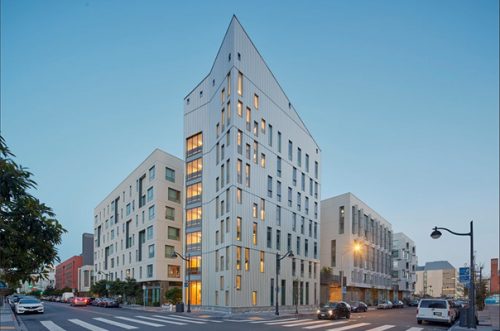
[[459, 267, 470, 283], [184, 282, 189, 288]]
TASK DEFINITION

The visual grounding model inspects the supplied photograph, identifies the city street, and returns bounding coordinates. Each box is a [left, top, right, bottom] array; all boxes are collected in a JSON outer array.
[[17, 303, 452, 331]]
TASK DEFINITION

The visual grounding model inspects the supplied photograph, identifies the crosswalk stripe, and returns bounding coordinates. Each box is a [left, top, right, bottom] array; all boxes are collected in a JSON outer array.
[[284, 320, 336, 327], [267, 318, 312, 325], [405, 328, 423, 331], [366, 325, 396, 331], [40, 321, 66, 331], [93, 317, 138, 329], [327, 322, 370, 331], [251, 317, 298, 324], [166, 314, 222, 322], [116, 316, 165, 327], [69, 319, 109, 331], [135, 315, 186, 325], [149, 315, 205, 324], [303, 321, 349, 329]]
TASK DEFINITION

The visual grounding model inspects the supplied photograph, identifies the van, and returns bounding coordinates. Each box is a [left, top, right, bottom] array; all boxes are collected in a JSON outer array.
[[417, 299, 457, 325], [61, 292, 74, 303]]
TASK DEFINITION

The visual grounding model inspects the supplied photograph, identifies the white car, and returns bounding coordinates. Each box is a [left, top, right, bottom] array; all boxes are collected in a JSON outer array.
[[377, 300, 393, 309], [15, 298, 44, 314], [417, 299, 456, 325]]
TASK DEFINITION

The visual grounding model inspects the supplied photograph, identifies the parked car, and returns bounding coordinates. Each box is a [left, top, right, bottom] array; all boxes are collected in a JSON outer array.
[[377, 300, 393, 309], [91, 298, 103, 306], [340, 301, 351, 311], [317, 302, 351, 320], [15, 298, 44, 314], [408, 299, 419, 307], [98, 298, 120, 308], [393, 300, 404, 308], [70, 297, 88, 306], [416, 299, 457, 325], [61, 292, 74, 303], [349, 301, 368, 312]]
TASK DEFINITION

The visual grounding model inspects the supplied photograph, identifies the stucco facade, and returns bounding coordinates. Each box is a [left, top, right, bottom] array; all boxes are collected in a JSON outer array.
[[391, 232, 417, 300], [415, 261, 457, 298]]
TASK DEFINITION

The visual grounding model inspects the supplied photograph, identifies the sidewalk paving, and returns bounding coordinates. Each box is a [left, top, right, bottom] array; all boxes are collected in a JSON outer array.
[[0, 302, 20, 331], [449, 304, 500, 331]]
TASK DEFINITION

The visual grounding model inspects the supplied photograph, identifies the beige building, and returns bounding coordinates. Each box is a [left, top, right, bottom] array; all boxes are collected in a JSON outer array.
[[93, 149, 184, 305], [320, 193, 393, 305], [415, 261, 457, 298]]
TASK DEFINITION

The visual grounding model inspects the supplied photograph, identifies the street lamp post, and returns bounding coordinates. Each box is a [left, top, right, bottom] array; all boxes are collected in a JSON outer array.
[[275, 250, 294, 315], [430, 220, 475, 328], [339, 243, 362, 301], [171, 251, 191, 313]]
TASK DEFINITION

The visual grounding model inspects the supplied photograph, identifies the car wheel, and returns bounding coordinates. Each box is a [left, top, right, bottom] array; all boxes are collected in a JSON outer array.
[[417, 320, 422, 325], [346, 313, 351, 319]]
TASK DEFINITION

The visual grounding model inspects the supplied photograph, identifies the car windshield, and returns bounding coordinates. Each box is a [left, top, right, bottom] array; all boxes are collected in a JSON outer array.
[[19, 299, 40, 304], [420, 300, 447, 309], [323, 302, 337, 308]]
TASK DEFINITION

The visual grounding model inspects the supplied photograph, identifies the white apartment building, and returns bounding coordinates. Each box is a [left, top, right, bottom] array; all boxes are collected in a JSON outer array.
[[415, 261, 457, 298], [320, 193, 393, 305], [391, 232, 417, 301], [78, 265, 93, 294], [93, 149, 184, 305], [183, 16, 321, 312]]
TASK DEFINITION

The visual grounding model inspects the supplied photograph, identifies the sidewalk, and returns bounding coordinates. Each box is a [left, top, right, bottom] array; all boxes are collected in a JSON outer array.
[[449, 304, 500, 331], [0, 302, 20, 331]]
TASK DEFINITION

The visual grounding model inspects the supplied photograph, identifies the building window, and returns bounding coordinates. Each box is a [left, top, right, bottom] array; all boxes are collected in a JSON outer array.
[[277, 181, 282, 202], [260, 198, 265, 221], [221, 88, 225, 104], [186, 132, 203, 157], [147, 225, 154, 240], [148, 244, 155, 258], [254, 94, 259, 109], [149, 166, 156, 181], [293, 167, 297, 186], [236, 217, 242, 241], [237, 130, 243, 154], [252, 291, 257, 305], [261, 119, 266, 134], [245, 163, 251, 187], [331, 240, 336, 267], [168, 188, 181, 203], [237, 159, 242, 184], [245, 143, 251, 160], [252, 203, 258, 218], [227, 71, 231, 96], [165, 245, 175, 258], [288, 187, 293, 207], [297, 148, 302, 167], [296, 237, 301, 256], [148, 205, 155, 220], [147, 264, 153, 278], [237, 100, 243, 117], [253, 222, 258, 245], [186, 158, 202, 181], [276, 206, 281, 226], [245, 248, 250, 270], [288, 140, 293, 161], [268, 124, 273, 146], [253, 141, 258, 164], [186, 231, 201, 252], [261, 153, 266, 168], [339, 206, 345, 234], [165, 167, 175, 182], [315, 161, 319, 179], [253, 121, 259, 136], [147, 187, 154, 202], [237, 188, 242, 204], [267, 227, 272, 248], [305, 154, 309, 172], [236, 275, 241, 290], [267, 176, 273, 198], [246, 108, 251, 131], [168, 227, 180, 240], [168, 265, 180, 278], [186, 183, 202, 204], [278, 131, 282, 153], [260, 251, 265, 273], [186, 207, 201, 228], [237, 71, 243, 96]]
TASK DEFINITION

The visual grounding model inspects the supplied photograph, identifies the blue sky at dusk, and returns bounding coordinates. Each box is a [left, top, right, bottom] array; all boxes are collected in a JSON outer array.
[[1, 0, 498, 275]]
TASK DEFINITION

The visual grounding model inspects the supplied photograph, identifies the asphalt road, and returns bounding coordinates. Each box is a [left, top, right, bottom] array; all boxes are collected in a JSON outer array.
[[16, 303, 452, 331]]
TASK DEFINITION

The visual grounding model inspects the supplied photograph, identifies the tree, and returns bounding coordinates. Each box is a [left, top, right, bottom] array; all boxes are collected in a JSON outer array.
[[108, 279, 124, 297], [90, 280, 108, 297], [122, 278, 141, 304], [0, 136, 66, 285], [165, 287, 182, 304]]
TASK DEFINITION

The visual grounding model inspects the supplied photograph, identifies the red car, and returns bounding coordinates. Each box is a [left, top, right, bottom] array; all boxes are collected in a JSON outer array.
[[70, 297, 88, 306]]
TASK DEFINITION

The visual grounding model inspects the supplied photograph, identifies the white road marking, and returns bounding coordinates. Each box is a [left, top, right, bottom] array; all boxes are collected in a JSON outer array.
[[327, 322, 371, 331], [267, 318, 313, 325], [135, 315, 186, 325], [365, 325, 396, 331], [405, 328, 423, 331], [93, 317, 138, 329], [165, 314, 222, 323], [251, 317, 298, 324], [284, 320, 338, 327], [40, 321, 67, 331], [68, 319, 109, 331], [116, 316, 165, 327], [149, 315, 205, 324], [304, 321, 349, 329]]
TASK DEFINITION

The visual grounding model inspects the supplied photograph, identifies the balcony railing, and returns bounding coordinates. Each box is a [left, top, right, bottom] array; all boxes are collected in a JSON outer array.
[[186, 146, 202, 158]]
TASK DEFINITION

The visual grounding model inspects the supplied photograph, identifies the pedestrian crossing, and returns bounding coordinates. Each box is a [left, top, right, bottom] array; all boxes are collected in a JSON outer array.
[[38, 314, 220, 330], [228, 317, 427, 331]]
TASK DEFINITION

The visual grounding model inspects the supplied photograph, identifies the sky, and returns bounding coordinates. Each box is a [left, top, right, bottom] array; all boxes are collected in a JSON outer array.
[[1, 0, 498, 276]]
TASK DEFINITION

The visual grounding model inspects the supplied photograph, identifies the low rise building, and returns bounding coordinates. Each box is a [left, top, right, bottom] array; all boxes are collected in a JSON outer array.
[[320, 193, 393, 305], [55, 255, 83, 290], [93, 149, 184, 305], [415, 261, 457, 298], [391, 232, 417, 301]]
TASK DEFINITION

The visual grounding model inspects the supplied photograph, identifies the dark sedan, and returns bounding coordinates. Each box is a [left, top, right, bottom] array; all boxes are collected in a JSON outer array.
[[98, 298, 120, 308], [317, 302, 351, 320], [349, 301, 368, 312]]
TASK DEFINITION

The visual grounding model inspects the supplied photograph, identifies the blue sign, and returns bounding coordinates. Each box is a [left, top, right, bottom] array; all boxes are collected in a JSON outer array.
[[342, 287, 347, 294], [184, 283, 189, 288], [459, 267, 470, 283]]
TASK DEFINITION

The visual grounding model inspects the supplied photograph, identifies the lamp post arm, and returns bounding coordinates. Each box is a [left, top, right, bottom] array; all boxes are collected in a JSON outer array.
[[433, 226, 471, 237]]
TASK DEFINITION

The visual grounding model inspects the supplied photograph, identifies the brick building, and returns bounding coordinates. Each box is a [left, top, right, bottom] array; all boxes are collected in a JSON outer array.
[[491, 258, 499, 294], [55, 255, 83, 290]]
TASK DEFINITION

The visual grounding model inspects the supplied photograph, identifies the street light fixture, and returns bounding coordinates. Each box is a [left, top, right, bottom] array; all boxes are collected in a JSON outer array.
[[275, 250, 294, 315], [430, 221, 475, 328], [170, 251, 191, 313]]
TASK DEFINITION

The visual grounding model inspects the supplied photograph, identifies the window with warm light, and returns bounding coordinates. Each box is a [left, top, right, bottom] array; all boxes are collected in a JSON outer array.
[[236, 275, 241, 290], [246, 108, 251, 131], [253, 222, 258, 245], [261, 119, 266, 134], [236, 217, 242, 240], [245, 248, 250, 270], [261, 153, 266, 168], [236, 246, 241, 270], [186, 207, 202, 228], [186, 158, 202, 181], [252, 291, 257, 305], [260, 251, 265, 272], [238, 101, 243, 117], [237, 71, 243, 96], [186, 183, 202, 203], [186, 132, 203, 157], [252, 203, 258, 218], [254, 94, 259, 109], [260, 198, 265, 221]]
